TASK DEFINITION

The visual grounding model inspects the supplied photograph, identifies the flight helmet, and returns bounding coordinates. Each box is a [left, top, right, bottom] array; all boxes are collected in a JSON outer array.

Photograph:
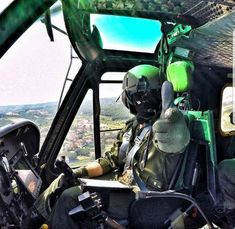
[[122, 64, 163, 122]]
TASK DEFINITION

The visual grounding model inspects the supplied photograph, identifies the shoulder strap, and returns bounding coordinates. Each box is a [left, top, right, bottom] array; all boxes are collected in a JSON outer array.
[[133, 167, 148, 191], [124, 125, 151, 171]]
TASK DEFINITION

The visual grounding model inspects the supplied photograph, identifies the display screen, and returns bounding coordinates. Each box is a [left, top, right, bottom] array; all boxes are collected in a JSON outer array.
[[15, 158, 41, 198]]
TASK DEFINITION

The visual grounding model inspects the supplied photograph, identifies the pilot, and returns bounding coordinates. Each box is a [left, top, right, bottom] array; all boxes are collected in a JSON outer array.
[[36, 64, 190, 229]]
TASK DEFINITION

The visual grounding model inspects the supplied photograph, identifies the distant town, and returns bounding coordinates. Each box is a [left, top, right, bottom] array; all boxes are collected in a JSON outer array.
[[0, 98, 132, 167]]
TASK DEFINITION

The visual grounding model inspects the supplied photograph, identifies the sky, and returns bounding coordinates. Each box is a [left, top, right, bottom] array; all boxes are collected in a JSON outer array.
[[91, 14, 162, 53], [0, 2, 124, 107], [0, 1, 76, 106], [0, 1, 14, 12], [0, 22, 74, 106]]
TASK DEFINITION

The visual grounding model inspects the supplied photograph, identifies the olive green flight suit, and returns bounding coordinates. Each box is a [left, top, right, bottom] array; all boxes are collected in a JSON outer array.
[[42, 118, 183, 229], [98, 117, 182, 190]]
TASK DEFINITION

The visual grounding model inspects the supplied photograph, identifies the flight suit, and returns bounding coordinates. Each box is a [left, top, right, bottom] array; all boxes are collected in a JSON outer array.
[[98, 117, 182, 190], [45, 117, 183, 229]]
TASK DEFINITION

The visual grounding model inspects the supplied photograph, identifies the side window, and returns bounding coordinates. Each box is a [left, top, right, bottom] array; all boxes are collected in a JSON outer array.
[[100, 73, 132, 155], [0, 8, 79, 147], [58, 90, 95, 167], [57, 72, 132, 165]]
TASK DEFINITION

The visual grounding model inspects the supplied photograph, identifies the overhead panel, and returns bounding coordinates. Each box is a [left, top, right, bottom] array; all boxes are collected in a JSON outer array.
[[174, 10, 235, 68], [63, 0, 235, 67], [77, 0, 234, 26]]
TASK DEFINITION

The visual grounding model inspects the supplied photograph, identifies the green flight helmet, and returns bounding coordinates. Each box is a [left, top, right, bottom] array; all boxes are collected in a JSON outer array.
[[122, 64, 162, 114]]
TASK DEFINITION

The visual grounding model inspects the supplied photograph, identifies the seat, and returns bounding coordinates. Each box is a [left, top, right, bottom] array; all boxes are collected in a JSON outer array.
[[128, 110, 218, 228], [127, 61, 219, 229]]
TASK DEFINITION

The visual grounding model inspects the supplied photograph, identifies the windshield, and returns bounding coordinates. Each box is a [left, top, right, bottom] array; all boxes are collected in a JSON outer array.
[[90, 14, 162, 53]]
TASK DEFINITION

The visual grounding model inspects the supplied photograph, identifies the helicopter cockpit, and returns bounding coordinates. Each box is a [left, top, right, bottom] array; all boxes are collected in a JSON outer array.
[[0, 0, 235, 228]]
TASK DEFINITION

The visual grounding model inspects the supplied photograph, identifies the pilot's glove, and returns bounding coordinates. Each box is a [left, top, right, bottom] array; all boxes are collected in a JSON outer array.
[[152, 81, 190, 153], [57, 167, 88, 190], [34, 166, 88, 218], [53, 160, 86, 192]]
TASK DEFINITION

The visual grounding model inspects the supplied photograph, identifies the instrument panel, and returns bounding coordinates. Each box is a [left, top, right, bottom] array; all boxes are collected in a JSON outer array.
[[0, 120, 41, 228]]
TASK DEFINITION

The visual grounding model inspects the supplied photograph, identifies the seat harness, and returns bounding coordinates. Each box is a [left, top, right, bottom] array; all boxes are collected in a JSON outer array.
[[122, 125, 151, 190]]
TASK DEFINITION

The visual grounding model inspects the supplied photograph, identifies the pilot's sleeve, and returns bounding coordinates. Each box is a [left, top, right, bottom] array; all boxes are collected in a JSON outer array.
[[97, 118, 135, 174]]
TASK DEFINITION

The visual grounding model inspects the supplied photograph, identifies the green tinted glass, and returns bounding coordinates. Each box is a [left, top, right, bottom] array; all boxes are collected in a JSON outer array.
[[90, 14, 162, 53]]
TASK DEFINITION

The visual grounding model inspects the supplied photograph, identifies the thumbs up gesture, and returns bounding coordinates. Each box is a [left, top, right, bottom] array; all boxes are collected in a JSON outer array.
[[152, 81, 190, 153]]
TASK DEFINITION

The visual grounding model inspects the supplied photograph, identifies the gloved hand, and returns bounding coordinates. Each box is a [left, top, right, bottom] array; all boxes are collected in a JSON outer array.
[[55, 167, 87, 198], [152, 81, 190, 153], [55, 159, 88, 191], [35, 164, 88, 217], [58, 166, 88, 189]]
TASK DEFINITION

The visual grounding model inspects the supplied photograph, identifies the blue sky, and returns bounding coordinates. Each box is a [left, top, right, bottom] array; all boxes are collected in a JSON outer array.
[[91, 14, 162, 53]]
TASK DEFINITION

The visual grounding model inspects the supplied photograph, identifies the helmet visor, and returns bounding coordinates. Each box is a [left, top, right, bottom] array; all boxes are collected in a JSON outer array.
[[132, 89, 161, 121]]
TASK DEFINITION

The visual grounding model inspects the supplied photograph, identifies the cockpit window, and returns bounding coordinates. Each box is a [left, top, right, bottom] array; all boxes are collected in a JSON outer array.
[[90, 14, 162, 53]]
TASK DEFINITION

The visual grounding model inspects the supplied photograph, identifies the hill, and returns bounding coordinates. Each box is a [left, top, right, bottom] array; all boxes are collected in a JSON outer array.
[[0, 98, 131, 127]]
